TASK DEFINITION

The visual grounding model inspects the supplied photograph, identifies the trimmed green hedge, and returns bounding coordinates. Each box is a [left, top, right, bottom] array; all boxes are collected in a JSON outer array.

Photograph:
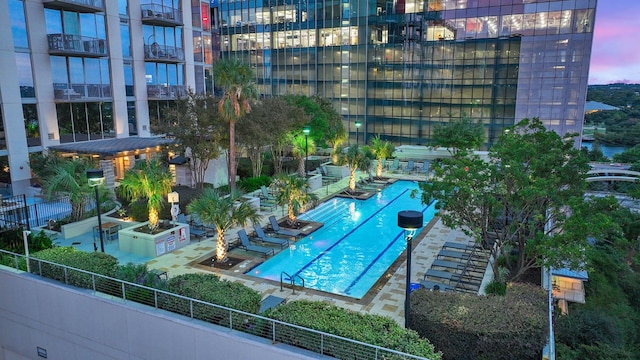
[[161, 273, 261, 327], [30, 247, 119, 292], [237, 175, 272, 193], [261, 300, 442, 359], [410, 282, 547, 360]]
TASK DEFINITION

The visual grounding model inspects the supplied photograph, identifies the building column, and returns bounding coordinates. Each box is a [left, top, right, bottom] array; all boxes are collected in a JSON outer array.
[[105, 0, 130, 138]]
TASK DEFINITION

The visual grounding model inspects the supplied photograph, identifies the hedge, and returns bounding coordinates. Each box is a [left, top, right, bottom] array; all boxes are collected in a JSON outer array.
[[261, 300, 442, 359], [410, 282, 547, 360]]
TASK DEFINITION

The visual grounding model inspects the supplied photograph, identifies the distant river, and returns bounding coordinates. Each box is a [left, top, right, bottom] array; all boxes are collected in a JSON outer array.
[[581, 143, 629, 159]]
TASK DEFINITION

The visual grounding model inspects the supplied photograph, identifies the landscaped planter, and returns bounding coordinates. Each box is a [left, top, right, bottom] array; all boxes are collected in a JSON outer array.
[[118, 221, 191, 258], [60, 216, 136, 240], [324, 164, 349, 179]]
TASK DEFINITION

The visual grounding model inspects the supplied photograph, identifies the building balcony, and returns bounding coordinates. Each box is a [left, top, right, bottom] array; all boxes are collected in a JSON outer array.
[[43, 0, 104, 13], [147, 84, 186, 100], [48, 34, 108, 57], [144, 44, 184, 62], [141, 3, 183, 26], [53, 83, 111, 101]]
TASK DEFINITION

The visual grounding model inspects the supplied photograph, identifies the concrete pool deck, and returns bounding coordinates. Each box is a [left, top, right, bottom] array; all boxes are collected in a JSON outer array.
[[133, 171, 490, 326]]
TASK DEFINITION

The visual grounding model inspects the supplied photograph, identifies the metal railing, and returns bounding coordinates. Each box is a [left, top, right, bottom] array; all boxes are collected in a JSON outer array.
[[47, 34, 108, 56], [0, 249, 429, 360]]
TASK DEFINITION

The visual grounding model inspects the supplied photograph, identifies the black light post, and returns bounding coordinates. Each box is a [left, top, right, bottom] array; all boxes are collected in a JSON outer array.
[[303, 126, 310, 176], [355, 120, 362, 145], [87, 169, 105, 253], [397, 210, 423, 328]]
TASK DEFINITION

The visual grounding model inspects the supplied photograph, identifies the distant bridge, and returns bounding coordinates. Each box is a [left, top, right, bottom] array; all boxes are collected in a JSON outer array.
[[586, 169, 640, 183]]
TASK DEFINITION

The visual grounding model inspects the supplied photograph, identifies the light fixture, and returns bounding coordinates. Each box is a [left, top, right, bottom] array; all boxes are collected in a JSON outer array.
[[397, 210, 423, 328], [303, 126, 311, 177], [87, 169, 106, 253]]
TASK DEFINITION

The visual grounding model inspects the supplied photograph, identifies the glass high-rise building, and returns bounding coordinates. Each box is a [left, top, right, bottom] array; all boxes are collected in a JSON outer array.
[[0, 0, 215, 194], [215, 0, 596, 146]]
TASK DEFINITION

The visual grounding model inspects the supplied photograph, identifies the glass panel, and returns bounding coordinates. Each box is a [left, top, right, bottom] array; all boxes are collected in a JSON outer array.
[[9, 0, 28, 48], [203, 34, 212, 64], [124, 64, 134, 96], [96, 15, 106, 39], [16, 53, 35, 98], [127, 101, 138, 135], [204, 67, 213, 95], [85, 58, 101, 84], [0, 107, 5, 150], [118, 0, 128, 16], [193, 30, 203, 62], [80, 13, 97, 38], [45, 9, 63, 34], [167, 64, 177, 85], [72, 103, 88, 141], [102, 102, 114, 138], [63, 12, 80, 35], [145, 62, 156, 84], [202, 3, 211, 30], [57, 103, 74, 143], [24, 104, 41, 147], [50, 56, 69, 84], [157, 64, 168, 85], [121, 24, 131, 57], [69, 58, 84, 84], [192, 0, 202, 28], [87, 102, 102, 139], [195, 65, 204, 94], [100, 58, 110, 84]]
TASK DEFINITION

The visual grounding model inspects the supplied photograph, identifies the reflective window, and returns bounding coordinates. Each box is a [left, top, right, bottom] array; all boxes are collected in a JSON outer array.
[[193, 31, 203, 62], [0, 107, 5, 150], [118, 0, 128, 16], [9, 0, 28, 48], [121, 24, 131, 57], [192, 0, 202, 28], [56, 102, 114, 143], [127, 101, 138, 135], [23, 104, 41, 147], [124, 64, 134, 96], [16, 53, 35, 98]]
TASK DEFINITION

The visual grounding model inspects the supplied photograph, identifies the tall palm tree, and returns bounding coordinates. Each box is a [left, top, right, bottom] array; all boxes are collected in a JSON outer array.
[[187, 189, 261, 262], [42, 157, 98, 222], [119, 156, 173, 232], [271, 174, 318, 226], [370, 134, 395, 178], [290, 133, 316, 177], [213, 57, 258, 194], [336, 144, 374, 192]]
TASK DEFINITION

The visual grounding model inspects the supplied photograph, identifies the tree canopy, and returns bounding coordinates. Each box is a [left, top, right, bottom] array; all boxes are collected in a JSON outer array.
[[418, 118, 608, 280], [431, 115, 486, 153], [284, 95, 346, 149]]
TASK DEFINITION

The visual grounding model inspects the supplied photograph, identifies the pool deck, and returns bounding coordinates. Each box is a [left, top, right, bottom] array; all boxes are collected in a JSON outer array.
[[53, 170, 489, 326]]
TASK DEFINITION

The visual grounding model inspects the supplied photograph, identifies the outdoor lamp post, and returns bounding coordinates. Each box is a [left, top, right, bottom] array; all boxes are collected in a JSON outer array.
[[168, 191, 180, 224], [303, 126, 311, 176], [87, 169, 105, 253], [397, 210, 423, 328], [355, 120, 362, 145]]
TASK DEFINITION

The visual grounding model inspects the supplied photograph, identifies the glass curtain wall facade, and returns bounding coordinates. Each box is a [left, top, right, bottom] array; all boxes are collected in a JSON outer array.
[[215, 0, 596, 146]]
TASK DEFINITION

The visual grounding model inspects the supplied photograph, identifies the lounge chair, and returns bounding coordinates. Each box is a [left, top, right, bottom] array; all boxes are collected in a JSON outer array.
[[319, 165, 340, 184], [238, 230, 274, 257], [260, 185, 276, 202], [253, 224, 289, 249], [417, 161, 430, 173], [404, 160, 415, 174], [387, 158, 400, 173], [268, 215, 301, 238]]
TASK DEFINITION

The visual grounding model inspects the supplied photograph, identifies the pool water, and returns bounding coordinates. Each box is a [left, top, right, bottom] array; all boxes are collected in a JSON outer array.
[[246, 181, 436, 299]]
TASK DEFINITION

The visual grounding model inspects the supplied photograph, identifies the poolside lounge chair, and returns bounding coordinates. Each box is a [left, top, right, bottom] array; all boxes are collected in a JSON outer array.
[[268, 215, 301, 238], [423, 269, 461, 284], [387, 158, 400, 173], [259, 295, 286, 313], [319, 165, 340, 184], [404, 160, 415, 174], [420, 280, 455, 292], [253, 224, 289, 249], [238, 230, 274, 257], [417, 161, 430, 173], [260, 185, 277, 202]]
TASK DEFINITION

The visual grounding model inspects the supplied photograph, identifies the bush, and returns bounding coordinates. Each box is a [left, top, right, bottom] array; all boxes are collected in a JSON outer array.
[[484, 280, 507, 296], [260, 300, 441, 359], [116, 263, 167, 306], [237, 176, 272, 193], [410, 282, 547, 360], [555, 308, 626, 350], [162, 273, 261, 326], [30, 247, 119, 291]]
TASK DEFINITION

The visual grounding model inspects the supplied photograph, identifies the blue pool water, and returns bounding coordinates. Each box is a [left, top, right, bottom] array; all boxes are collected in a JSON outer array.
[[246, 181, 436, 299]]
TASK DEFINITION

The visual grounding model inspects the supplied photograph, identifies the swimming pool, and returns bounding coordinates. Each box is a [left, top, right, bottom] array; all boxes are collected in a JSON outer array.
[[246, 181, 436, 299]]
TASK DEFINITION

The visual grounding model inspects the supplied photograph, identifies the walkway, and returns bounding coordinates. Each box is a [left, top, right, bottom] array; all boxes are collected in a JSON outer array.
[[53, 170, 484, 325]]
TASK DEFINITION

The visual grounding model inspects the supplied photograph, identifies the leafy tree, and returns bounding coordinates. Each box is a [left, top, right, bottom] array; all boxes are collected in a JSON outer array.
[[369, 134, 395, 178], [160, 90, 226, 188], [40, 157, 101, 222], [335, 144, 374, 192], [285, 95, 346, 149], [237, 97, 309, 177], [580, 142, 609, 162], [119, 156, 173, 231], [186, 189, 261, 262], [417, 118, 608, 280], [270, 174, 318, 226], [290, 133, 316, 177], [431, 115, 485, 154], [214, 57, 258, 193]]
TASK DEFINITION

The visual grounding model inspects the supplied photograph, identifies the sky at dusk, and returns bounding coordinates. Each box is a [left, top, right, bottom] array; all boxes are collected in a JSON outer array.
[[589, 0, 640, 84]]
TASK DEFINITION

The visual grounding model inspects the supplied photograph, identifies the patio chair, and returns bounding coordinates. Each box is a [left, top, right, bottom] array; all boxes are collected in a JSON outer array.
[[253, 224, 289, 249], [319, 165, 340, 184], [268, 215, 301, 238], [388, 158, 400, 173], [417, 161, 430, 173], [260, 186, 276, 202], [403, 160, 416, 174], [237, 229, 274, 257]]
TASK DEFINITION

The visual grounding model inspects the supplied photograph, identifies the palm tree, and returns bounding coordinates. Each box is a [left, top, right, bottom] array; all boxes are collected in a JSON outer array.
[[370, 134, 395, 178], [119, 156, 173, 232], [336, 144, 374, 192], [187, 189, 261, 262], [271, 174, 318, 226], [213, 57, 258, 194], [41, 157, 99, 222], [290, 133, 316, 177]]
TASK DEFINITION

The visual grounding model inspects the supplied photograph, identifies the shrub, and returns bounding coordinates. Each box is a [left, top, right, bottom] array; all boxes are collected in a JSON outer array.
[[116, 263, 167, 306], [162, 273, 261, 326], [484, 280, 507, 296], [260, 300, 441, 359], [555, 308, 626, 350], [237, 175, 272, 193], [410, 282, 547, 360], [30, 247, 119, 291]]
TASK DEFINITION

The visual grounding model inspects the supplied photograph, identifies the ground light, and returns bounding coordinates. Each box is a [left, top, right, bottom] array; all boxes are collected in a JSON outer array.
[[303, 126, 311, 176], [397, 210, 423, 328], [87, 169, 105, 252]]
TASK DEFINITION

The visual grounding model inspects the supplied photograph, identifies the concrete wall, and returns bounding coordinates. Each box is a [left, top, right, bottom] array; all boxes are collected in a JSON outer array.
[[0, 269, 326, 360]]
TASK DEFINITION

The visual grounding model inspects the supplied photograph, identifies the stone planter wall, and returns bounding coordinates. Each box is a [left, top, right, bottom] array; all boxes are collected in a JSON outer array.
[[324, 164, 349, 179], [307, 173, 322, 192], [118, 221, 190, 257]]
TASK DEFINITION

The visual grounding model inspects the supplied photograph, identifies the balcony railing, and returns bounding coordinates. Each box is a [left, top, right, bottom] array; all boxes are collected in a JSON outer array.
[[48, 34, 108, 57], [0, 249, 426, 360], [140, 3, 183, 26], [144, 44, 185, 62], [53, 83, 111, 101], [147, 85, 187, 99], [43, 0, 104, 13]]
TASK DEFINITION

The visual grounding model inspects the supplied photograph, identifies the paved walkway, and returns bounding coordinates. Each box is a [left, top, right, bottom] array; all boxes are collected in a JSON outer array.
[[141, 171, 485, 325]]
